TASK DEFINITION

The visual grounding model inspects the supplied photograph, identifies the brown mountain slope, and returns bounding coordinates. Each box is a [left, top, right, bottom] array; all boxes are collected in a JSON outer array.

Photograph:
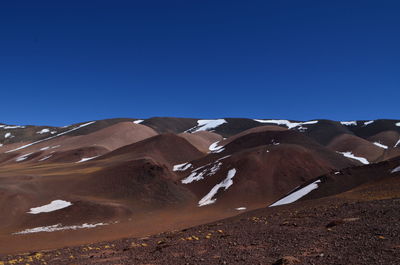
[[0, 122, 159, 165], [178, 131, 223, 153], [2, 161, 399, 264], [327, 133, 385, 163], [367, 130, 400, 148], [98, 133, 205, 169], [175, 130, 357, 210], [218, 125, 287, 147]]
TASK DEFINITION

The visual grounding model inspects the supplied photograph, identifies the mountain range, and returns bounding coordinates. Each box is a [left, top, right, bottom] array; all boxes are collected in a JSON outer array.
[[0, 117, 399, 264]]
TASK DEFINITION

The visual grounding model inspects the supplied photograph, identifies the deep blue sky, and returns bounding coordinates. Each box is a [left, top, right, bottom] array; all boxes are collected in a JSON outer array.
[[1, 0, 399, 126]]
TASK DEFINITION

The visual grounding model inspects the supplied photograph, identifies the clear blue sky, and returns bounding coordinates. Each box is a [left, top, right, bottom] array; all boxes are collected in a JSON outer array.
[[1, 0, 399, 126]]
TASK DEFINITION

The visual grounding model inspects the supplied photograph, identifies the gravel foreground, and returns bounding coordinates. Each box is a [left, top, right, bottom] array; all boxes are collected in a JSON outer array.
[[1, 196, 399, 265]]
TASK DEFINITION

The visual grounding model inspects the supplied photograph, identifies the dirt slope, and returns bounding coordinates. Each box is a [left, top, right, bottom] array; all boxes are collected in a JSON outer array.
[[1, 166, 399, 264]]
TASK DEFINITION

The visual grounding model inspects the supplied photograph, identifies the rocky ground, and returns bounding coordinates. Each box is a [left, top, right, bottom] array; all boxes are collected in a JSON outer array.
[[1, 195, 399, 265]]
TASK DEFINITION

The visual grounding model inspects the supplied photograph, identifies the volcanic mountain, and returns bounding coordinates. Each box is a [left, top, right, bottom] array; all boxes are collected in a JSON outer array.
[[0, 117, 399, 264]]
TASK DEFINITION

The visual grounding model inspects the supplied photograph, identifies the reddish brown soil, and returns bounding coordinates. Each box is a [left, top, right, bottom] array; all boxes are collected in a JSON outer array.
[[1, 178, 399, 265], [382, 148, 400, 161], [1, 118, 400, 265], [368, 130, 400, 148], [53, 122, 159, 151], [45, 146, 109, 163], [178, 131, 223, 153], [181, 144, 352, 208], [220, 130, 355, 168], [327, 133, 385, 162], [99, 133, 204, 168], [301, 119, 354, 145], [140, 117, 198, 134], [219, 125, 287, 146]]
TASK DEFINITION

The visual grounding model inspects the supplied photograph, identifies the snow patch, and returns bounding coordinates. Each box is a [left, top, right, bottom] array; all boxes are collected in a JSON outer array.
[[0, 125, 26, 129], [28, 200, 72, 214], [186, 119, 227, 133], [4, 132, 12, 139], [254, 119, 318, 129], [208, 141, 225, 153], [391, 166, 400, 173], [77, 156, 99, 163], [396, 122, 400, 127], [133, 120, 144, 124], [269, 180, 321, 207], [15, 152, 34, 162], [39, 155, 52, 161], [208, 162, 222, 176], [373, 142, 388, 149], [6, 121, 96, 153], [13, 223, 107, 235], [296, 126, 308, 132], [235, 207, 247, 211], [337, 151, 369, 165], [181, 155, 231, 184], [271, 139, 280, 145], [182, 162, 222, 184], [340, 121, 358, 126], [173, 162, 192, 172], [395, 138, 400, 148], [198, 168, 237, 207], [363, 120, 374, 126], [37, 128, 50, 134]]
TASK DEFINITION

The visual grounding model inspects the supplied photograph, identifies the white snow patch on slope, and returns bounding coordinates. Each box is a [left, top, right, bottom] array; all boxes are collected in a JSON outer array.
[[391, 166, 400, 173], [340, 121, 358, 126], [208, 162, 223, 176], [395, 138, 400, 148], [37, 128, 50, 134], [0, 125, 26, 129], [39, 155, 52, 161], [182, 162, 222, 184], [77, 156, 99, 163], [173, 162, 192, 172], [396, 122, 400, 127], [28, 200, 72, 214], [15, 152, 34, 162], [208, 141, 225, 153], [364, 120, 374, 126], [181, 155, 231, 184], [4, 132, 12, 138], [133, 120, 144, 124], [235, 207, 247, 211], [13, 223, 107, 235], [254, 119, 318, 129], [296, 126, 308, 132], [269, 180, 321, 207], [337, 151, 369, 164], [271, 139, 280, 145], [6, 121, 96, 153], [373, 142, 388, 149], [198, 168, 237, 207], [186, 119, 227, 133]]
